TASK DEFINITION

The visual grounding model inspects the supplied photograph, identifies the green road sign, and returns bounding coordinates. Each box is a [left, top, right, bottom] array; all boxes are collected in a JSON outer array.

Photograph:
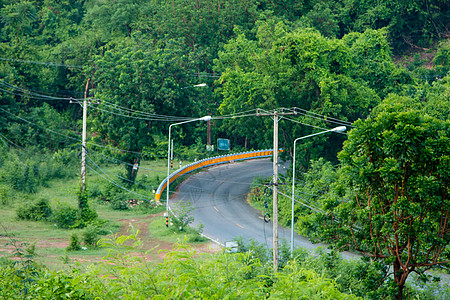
[[217, 138, 230, 150]]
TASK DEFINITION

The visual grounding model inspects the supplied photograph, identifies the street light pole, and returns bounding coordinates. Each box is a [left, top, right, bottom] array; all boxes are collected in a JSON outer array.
[[166, 115, 212, 226], [290, 126, 346, 255]]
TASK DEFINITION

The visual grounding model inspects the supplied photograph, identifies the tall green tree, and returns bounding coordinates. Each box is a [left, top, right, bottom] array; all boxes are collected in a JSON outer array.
[[0, 0, 36, 42], [214, 22, 410, 166], [339, 0, 450, 53], [320, 109, 450, 300], [90, 38, 208, 182]]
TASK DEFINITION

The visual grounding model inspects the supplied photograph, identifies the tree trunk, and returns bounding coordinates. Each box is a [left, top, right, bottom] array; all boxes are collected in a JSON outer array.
[[393, 258, 407, 300], [395, 284, 404, 300], [130, 156, 140, 183]]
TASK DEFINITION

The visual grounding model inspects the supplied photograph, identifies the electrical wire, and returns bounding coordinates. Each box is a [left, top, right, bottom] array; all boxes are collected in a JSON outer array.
[[0, 79, 80, 101], [0, 57, 83, 69], [0, 132, 28, 152], [286, 107, 353, 126], [214, 109, 257, 119], [0, 79, 207, 122], [87, 164, 154, 202], [266, 185, 324, 213], [282, 116, 330, 131], [86, 141, 152, 156], [0, 106, 202, 157], [0, 134, 27, 166], [0, 107, 81, 142], [87, 148, 166, 173], [86, 153, 156, 189], [100, 100, 192, 121], [213, 113, 259, 120], [92, 105, 193, 122], [252, 107, 353, 130], [86, 156, 154, 202]]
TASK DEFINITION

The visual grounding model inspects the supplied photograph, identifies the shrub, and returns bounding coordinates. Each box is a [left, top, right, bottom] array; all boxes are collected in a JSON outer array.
[[87, 183, 103, 199], [80, 207, 98, 224], [0, 184, 11, 206], [16, 198, 52, 221], [66, 233, 81, 251], [52, 205, 78, 229], [0, 159, 38, 193], [75, 189, 98, 226], [171, 201, 194, 230], [82, 225, 100, 247], [110, 193, 130, 210]]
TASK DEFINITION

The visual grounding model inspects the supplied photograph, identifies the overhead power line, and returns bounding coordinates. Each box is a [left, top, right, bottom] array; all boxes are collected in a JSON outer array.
[[100, 100, 192, 121], [86, 156, 154, 202], [268, 107, 353, 128], [92, 105, 193, 122], [0, 57, 83, 69], [0, 107, 81, 142], [88, 148, 166, 172], [86, 153, 156, 189], [0, 79, 81, 101]]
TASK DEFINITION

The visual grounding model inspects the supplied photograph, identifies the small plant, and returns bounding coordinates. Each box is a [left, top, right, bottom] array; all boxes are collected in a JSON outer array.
[[59, 252, 71, 264], [82, 225, 100, 248], [66, 233, 81, 251], [171, 201, 194, 230], [25, 242, 37, 257]]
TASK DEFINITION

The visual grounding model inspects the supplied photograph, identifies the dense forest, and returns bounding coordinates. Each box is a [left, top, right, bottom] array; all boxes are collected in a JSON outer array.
[[1, 0, 450, 299]]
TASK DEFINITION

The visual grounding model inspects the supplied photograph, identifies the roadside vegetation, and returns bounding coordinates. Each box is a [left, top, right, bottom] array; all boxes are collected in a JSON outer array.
[[1, 0, 450, 298]]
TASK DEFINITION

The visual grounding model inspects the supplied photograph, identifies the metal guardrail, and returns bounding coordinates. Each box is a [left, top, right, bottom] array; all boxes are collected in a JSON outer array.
[[154, 149, 274, 202]]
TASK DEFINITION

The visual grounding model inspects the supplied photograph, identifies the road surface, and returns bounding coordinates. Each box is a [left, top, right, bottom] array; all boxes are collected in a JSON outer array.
[[170, 158, 356, 260]]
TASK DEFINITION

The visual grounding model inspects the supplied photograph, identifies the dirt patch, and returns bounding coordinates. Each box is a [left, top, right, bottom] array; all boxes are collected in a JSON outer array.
[[116, 213, 174, 260], [116, 212, 222, 261], [0, 213, 222, 264]]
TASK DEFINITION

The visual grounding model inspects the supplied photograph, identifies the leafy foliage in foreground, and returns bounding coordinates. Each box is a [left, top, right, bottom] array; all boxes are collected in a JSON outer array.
[[0, 232, 361, 299], [2, 231, 449, 299]]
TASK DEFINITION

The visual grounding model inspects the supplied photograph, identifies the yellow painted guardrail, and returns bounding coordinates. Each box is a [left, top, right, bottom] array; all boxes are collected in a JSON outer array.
[[155, 149, 274, 202]]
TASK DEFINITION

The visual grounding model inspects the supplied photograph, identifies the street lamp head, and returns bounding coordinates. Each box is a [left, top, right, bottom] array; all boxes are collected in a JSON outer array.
[[199, 115, 212, 121], [193, 83, 207, 87], [331, 126, 346, 133]]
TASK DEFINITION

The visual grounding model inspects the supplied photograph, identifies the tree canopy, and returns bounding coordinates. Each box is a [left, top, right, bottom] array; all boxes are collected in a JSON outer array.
[[319, 109, 450, 299]]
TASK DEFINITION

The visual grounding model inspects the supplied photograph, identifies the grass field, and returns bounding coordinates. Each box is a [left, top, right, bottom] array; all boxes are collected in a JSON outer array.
[[0, 158, 219, 270]]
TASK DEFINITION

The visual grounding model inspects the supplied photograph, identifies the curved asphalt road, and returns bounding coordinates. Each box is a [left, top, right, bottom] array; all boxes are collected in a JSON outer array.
[[170, 158, 356, 260]]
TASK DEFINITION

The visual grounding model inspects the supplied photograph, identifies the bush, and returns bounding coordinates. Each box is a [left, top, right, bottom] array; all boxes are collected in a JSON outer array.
[[87, 183, 103, 199], [82, 225, 100, 247], [52, 205, 78, 229], [110, 193, 130, 210], [75, 189, 98, 227], [0, 184, 11, 206], [0, 159, 38, 193], [171, 201, 194, 230], [66, 233, 81, 251], [16, 198, 52, 221]]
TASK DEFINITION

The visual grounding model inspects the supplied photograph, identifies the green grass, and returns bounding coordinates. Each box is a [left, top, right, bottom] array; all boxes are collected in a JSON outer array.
[[0, 158, 210, 270], [147, 217, 207, 245]]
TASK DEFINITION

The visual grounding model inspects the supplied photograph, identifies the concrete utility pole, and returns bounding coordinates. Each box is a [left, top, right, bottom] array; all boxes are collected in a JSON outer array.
[[81, 78, 90, 193], [71, 78, 98, 193], [257, 108, 296, 271]]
